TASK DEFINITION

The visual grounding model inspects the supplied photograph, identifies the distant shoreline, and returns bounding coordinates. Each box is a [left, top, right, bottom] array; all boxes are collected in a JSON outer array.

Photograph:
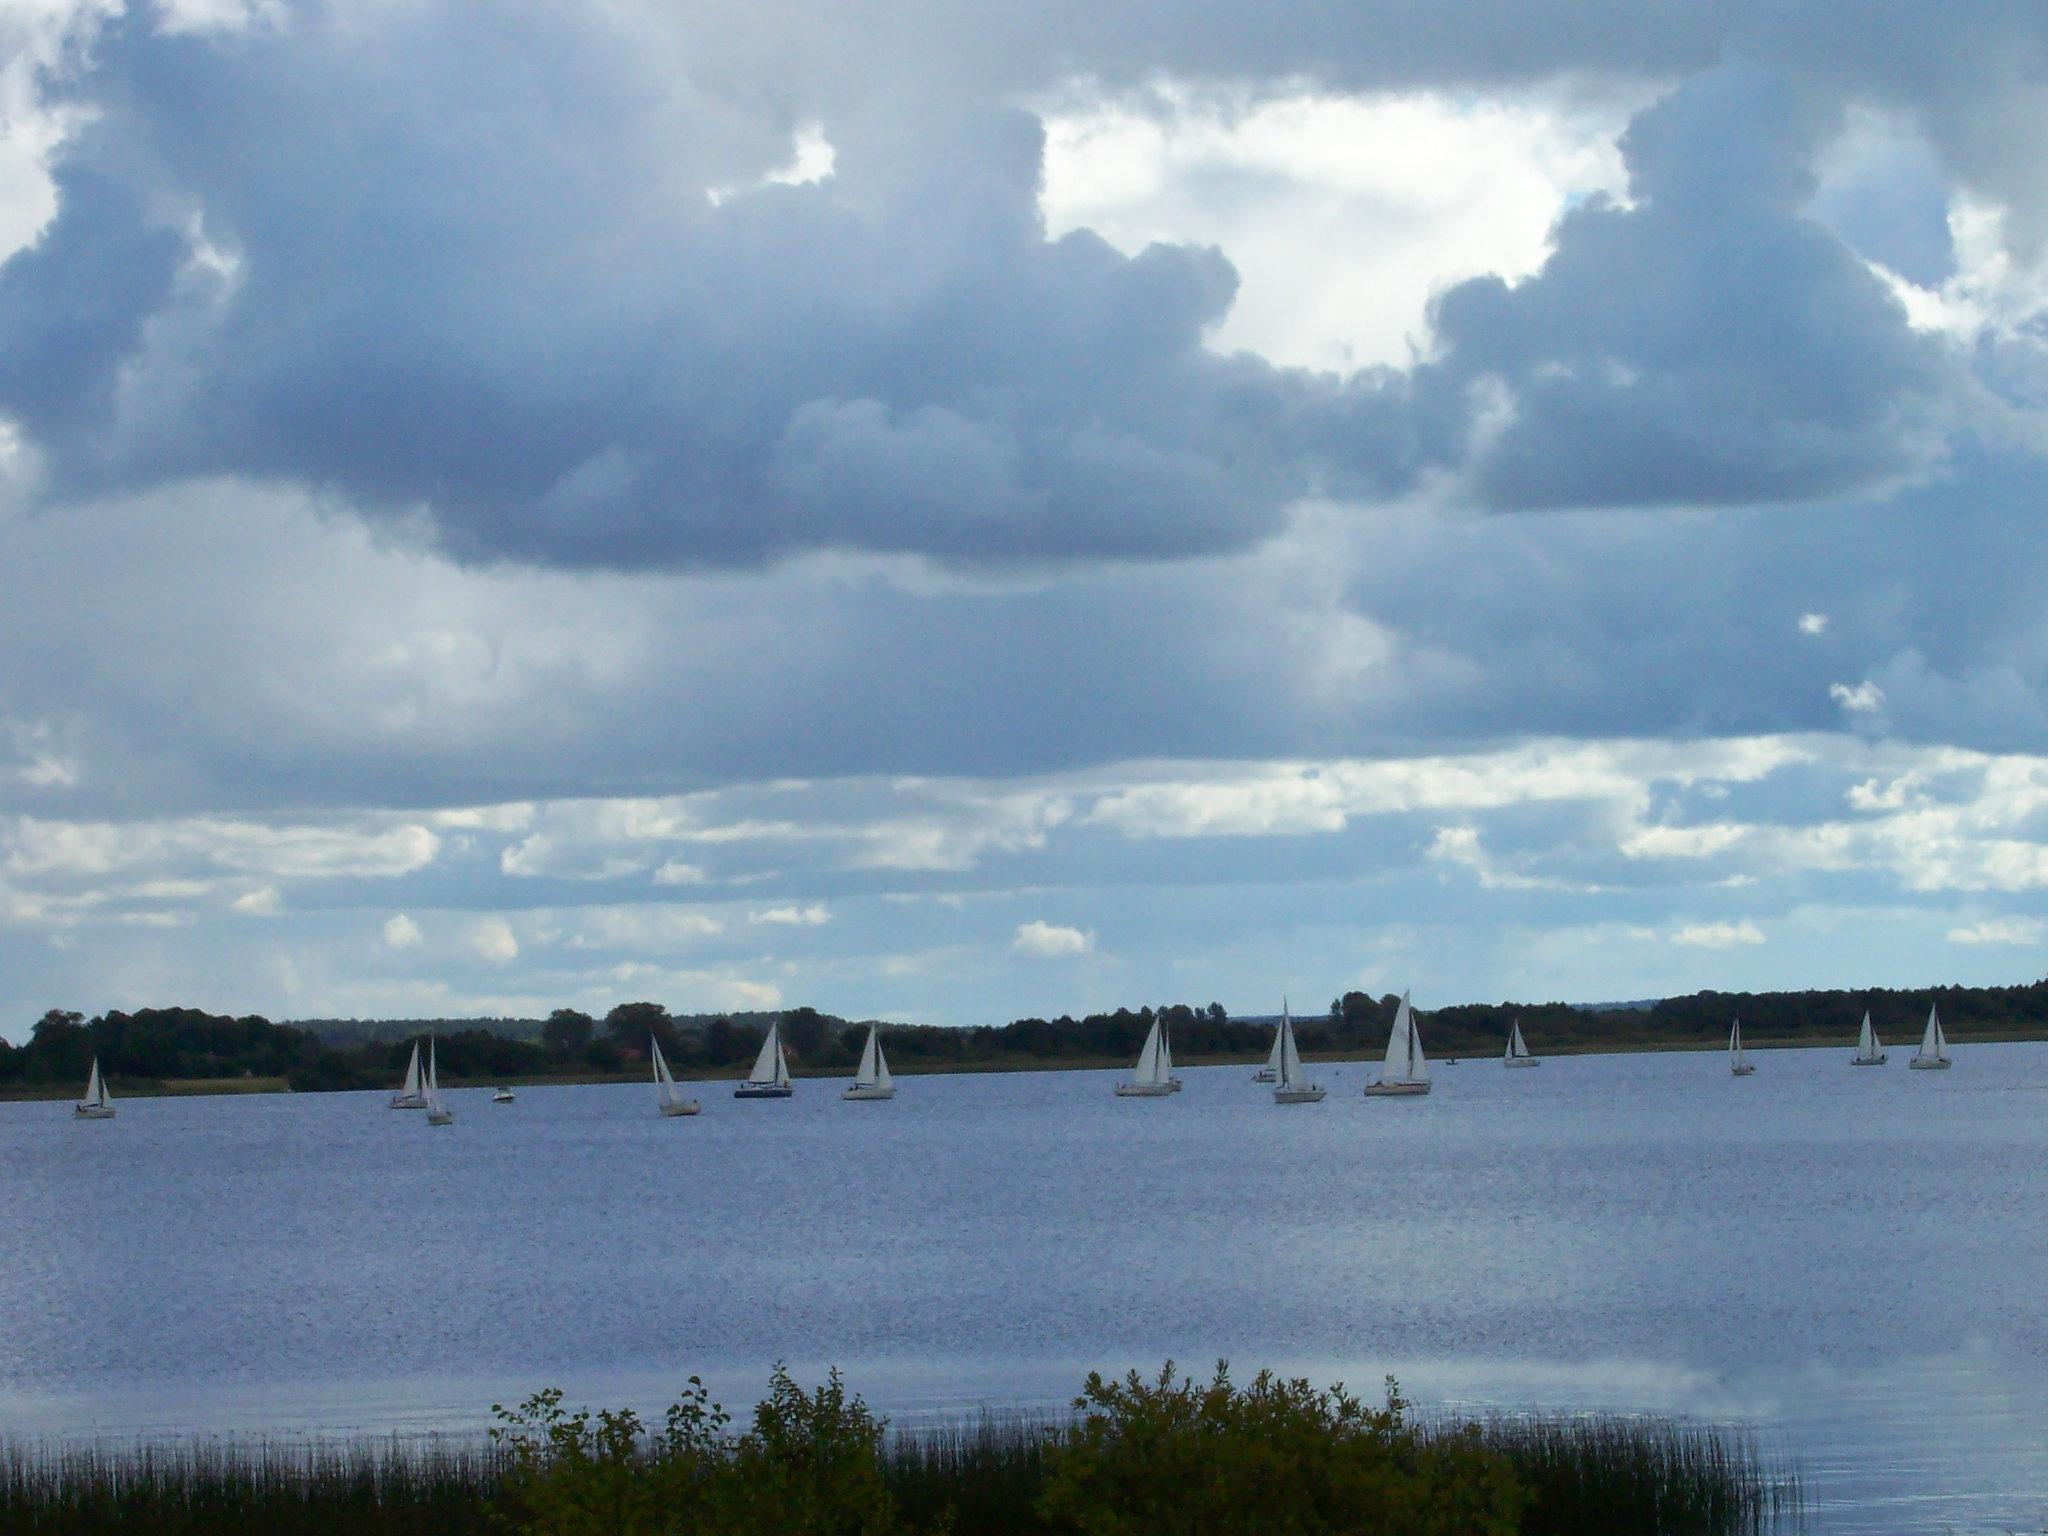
[[7, 1026, 2044, 1103]]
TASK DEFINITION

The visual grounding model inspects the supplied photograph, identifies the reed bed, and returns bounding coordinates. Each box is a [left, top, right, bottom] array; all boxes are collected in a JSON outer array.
[[0, 1397, 1799, 1534], [0, 1436, 505, 1535]]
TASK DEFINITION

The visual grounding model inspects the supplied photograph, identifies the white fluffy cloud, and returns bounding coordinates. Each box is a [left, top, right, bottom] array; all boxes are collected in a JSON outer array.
[[1946, 917, 2044, 946], [383, 913, 423, 949], [468, 917, 519, 964], [1014, 920, 1094, 958], [1671, 920, 1766, 949]]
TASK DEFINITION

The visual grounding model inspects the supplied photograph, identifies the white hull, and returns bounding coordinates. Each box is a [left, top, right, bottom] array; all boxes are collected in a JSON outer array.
[[1273, 1085, 1326, 1104], [842, 1084, 896, 1100], [1503, 1057, 1541, 1068], [659, 1098, 702, 1116], [1909, 1057, 1952, 1071], [734, 1083, 794, 1098], [388, 1094, 428, 1110], [1730, 1064, 1757, 1077], [1851, 1055, 1887, 1066], [1364, 1080, 1431, 1097], [492, 1089, 516, 1103], [73, 1104, 116, 1119], [1114, 1082, 1176, 1097]]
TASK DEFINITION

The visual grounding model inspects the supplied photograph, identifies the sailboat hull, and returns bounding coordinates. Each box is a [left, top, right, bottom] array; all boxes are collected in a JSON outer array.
[[841, 1084, 895, 1100], [426, 1108, 454, 1125], [1363, 1080, 1430, 1097], [734, 1083, 794, 1098], [659, 1098, 702, 1116], [1273, 1085, 1326, 1104], [492, 1090, 516, 1102], [1730, 1064, 1757, 1076], [1851, 1054, 1887, 1066], [1251, 1068, 1276, 1082], [72, 1104, 116, 1119], [1114, 1082, 1175, 1097], [388, 1094, 428, 1109], [1503, 1057, 1541, 1068], [1908, 1057, 1951, 1070]]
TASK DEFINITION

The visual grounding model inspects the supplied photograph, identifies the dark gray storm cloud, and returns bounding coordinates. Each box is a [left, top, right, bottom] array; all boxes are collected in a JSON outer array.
[[1422, 65, 1956, 511], [0, 3, 2036, 571]]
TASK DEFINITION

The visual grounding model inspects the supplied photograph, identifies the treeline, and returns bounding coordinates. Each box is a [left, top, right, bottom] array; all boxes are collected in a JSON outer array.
[[5, 978, 2044, 1094]]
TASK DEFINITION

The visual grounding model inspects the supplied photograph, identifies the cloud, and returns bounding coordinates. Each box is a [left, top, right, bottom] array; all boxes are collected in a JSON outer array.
[[1798, 612, 1828, 635], [230, 884, 281, 916], [383, 913, 423, 949], [1831, 680, 1886, 714], [1014, 919, 1094, 957], [751, 903, 831, 926], [468, 916, 519, 963], [1946, 917, 2044, 946], [1671, 919, 1765, 948]]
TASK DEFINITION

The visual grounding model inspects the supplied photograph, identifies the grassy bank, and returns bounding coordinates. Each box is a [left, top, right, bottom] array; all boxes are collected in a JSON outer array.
[[0, 1365, 1798, 1535]]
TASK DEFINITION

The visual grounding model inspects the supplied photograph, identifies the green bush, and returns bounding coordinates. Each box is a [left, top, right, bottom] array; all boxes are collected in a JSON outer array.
[[1037, 1362, 1525, 1536]]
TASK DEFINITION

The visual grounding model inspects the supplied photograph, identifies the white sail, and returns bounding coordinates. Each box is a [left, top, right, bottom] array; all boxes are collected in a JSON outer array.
[[854, 1025, 881, 1086], [1277, 1009, 1306, 1089], [426, 1038, 440, 1095], [1856, 1012, 1879, 1060], [747, 1021, 790, 1086], [873, 1035, 892, 1092], [1158, 1021, 1175, 1079], [1379, 992, 1429, 1084], [1131, 1018, 1165, 1085], [1729, 1018, 1749, 1072], [1507, 1020, 1528, 1060], [401, 1042, 422, 1098], [1916, 1004, 1947, 1064], [652, 1034, 676, 1103], [1262, 1006, 1287, 1077], [84, 1059, 103, 1107]]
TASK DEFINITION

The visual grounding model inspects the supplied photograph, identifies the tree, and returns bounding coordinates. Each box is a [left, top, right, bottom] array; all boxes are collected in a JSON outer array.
[[604, 1002, 674, 1056], [541, 1009, 596, 1058]]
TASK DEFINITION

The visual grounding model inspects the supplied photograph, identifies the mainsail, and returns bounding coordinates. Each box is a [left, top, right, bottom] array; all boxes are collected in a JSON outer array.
[[1381, 992, 1429, 1085], [747, 1021, 792, 1087], [853, 1025, 892, 1090], [1277, 1009, 1307, 1090], [1915, 1004, 1948, 1065], [1131, 1018, 1167, 1087], [1856, 1012, 1881, 1062]]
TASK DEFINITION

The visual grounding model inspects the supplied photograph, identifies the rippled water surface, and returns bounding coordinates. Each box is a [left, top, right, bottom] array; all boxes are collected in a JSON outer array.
[[3, 1042, 2046, 1531]]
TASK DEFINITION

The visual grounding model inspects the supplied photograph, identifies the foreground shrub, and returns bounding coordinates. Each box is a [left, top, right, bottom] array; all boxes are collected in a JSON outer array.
[[1037, 1362, 1525, 1536]]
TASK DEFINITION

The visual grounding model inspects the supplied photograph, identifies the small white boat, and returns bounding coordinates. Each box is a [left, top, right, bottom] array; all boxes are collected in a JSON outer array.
[[1851, 1011, 1887, 1066], [73, 1057, 116, 1120], [1503, 1018, 1540, 1068], [1253, 1002, 1286, 1082], [1729, 1018, 1756, 1077], [653, 1034, 701, 1116], [1115, 1017, 1177, 1097], [734, 1020, 794, 1099], [1909, 1003, 1953, 1070], [1272, 1005, 1324, 1104], [425, 1038, 454, 1125], [492, 1086, 516, 1103], [1364, 991, 1432, 1097], [842, 1024, 896, 1100], [389, 1040, 428, 1109]]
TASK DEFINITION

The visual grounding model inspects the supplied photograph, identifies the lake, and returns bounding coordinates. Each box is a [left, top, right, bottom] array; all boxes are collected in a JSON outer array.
[[3, 1041, 2045, 1531]]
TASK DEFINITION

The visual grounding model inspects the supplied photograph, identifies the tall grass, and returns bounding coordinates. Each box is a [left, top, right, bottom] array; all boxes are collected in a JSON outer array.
[[1479, 1415, 1801, 1536], [0, 1436, 505, 1535], [0, 1389, 1800, 1535]]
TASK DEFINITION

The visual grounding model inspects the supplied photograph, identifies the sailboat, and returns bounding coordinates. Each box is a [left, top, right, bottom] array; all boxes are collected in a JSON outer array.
[[1159, 1020, 1184, 1091], [1254, 1003, 1286, 1082], [652, 1034, 701, 1116], [1272, 1006, 1325, 1104], [734, 1019, 795, 1098], [492, 1085, 517, 1103], [1910, 1003, 1953, 1070], [1729, 1018, 1756, 1077], [1503, 1018, 1540, 1068], [842, 1024, 896, 1100], [73, 1057, 115, 1120], [389, 1040, 428, 1109], [1364, 991, 1431, 1097], [425, 1038, 454, 1125], [1851, 1011, 1887, 1066], [1115, 1016, 1177, 1097]]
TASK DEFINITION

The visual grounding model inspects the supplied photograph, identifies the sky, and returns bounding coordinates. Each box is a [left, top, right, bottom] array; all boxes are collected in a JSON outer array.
[[1, 0, 2045, 1036]]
